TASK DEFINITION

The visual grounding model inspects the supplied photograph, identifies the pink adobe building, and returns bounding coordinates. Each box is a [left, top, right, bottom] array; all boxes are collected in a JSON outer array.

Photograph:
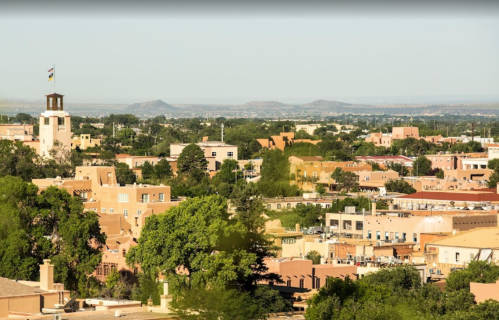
[[263, 258, 357, 290], [355, 155, 413, 169], [425, 152, 487, 171]]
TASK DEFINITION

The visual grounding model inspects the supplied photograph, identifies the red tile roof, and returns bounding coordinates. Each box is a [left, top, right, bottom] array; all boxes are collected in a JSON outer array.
[[398, 191, 499, 202]]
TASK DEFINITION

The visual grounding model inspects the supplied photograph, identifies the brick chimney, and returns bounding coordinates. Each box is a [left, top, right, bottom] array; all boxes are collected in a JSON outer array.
[[295, 223, 300, 232], [40, 259, 54, 291]]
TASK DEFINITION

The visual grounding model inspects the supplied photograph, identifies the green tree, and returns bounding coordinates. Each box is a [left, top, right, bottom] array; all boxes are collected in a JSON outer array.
[[154, 159, 173, 179], [305, 250, 322, 264], [0, 177, 105, 295], [0, 140, 43, 181], [177, 144, 208, 179], [115, 162, 136, 185], [386, 161, 410, 177], [331, 168, 359, 192], [140, 161, 155, 180], [385, 179, 417, 194], [126, 196, 257, 290], [445, 261, 499, 292], [259, 149, 299, 197], [315, 183, 326, 195], [413, 155, 432, 176]]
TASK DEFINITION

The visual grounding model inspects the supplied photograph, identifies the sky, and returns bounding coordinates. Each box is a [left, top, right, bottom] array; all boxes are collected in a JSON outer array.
[[1, 1, 499, 105]]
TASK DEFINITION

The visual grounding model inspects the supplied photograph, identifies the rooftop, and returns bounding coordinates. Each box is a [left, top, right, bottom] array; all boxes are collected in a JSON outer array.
[[398, 191, 499, 202], [0, 277, 40, 297], [428, 227, 499, 249]]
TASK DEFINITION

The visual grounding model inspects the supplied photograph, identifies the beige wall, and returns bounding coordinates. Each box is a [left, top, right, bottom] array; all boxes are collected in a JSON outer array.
[[71, 134, 102, 150], [39, 111, 71, 158], [0, 124, 34, 141], [470, 280, 499, 303]]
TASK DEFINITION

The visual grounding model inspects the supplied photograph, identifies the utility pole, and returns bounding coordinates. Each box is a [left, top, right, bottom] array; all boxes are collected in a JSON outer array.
[[221, 123, 224, 142]]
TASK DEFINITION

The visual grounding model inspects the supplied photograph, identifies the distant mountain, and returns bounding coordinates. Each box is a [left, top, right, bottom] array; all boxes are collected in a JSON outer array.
[[125, 100, 177, 116], [302, 100, 352, 108]]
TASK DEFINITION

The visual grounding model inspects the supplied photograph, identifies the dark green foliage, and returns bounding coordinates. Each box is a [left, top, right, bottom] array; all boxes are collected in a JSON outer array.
[[305, 250, 321, 264], [177, 144, 208, 178], [306, 263, 499, 320], [331, 196, 373, 213], [413, 155, 433, 176], [154, 159, 173, 179], [140, 161, 155, 180], [385, 179, 417, 194], [115, 162, 136, 185], [268, 203, 324, 228], [450, 141, 484, 153], [0, 177, 105, 295], [386, 161, 410, 176], [259, 149, 300, 197], [330, 167, 359, 192], [0, 140, 44, 181], [131, 272, 162, 305], [445, 260, 499, 292]]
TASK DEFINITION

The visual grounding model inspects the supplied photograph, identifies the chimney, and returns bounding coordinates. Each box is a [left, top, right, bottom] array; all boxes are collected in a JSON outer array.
[[202, 136, 209, 142], [40, 259, 54, 291], [372, 201, 377, 216], [295, 223, 300, 232]]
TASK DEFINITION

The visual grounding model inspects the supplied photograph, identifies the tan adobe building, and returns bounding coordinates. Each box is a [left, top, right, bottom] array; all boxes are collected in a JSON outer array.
[[265, 220, 303, 258], [32, 166, 181, 280], [263, 258, 357, 290], [289, 159, 372, 191], [364, 212, 498, 251], [170, 140, 238, 171], [425, 152, 487, 171], [355, 155, 413, 169], [0, 260, 69, 318], [257, 132, 321, 151], [263, 195, 336, 211], [425, 227, 499, 280], [71, 134, 102, 150], [0, 123, 34, 141], [365, 127, 419, 147], [470, 280, 499, 303], [404, 168, 492, 192]]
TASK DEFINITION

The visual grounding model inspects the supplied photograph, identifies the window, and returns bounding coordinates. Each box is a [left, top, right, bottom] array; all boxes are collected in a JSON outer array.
[[159, 193, 164, 202], [267, 204, 271, 209], [96, 265, 103, 276], [109, 208, 114, 213], [142, 194, 149, 203], [80, 192, 88, 201], [402, 232, 407, 240], [356, 221, 363, 230], [316, 278, 321, 289], [413, 233, 417, 243], [367, 230, 372, 239], [376, 231, 381, 240], [101, 208, 106, 213], [455, 252, 460, 263], [299, 279, 304, 288], [287, 203, 291, 209], [137, 209, 142, 215], [135, 162, 138, 168], [122, 249, 126, 257], [227, 151, 234, 158], [44, 117, 49, 125], [212, 151, 217, 157], [385, 232, 389, 240], [286, 280, 291, 287], [124, 209, 128, 218], [277, 204, 281, 209], [330, 219, 339, 229], [118, 193, 129, 202], [395, 232, 399, 239], [58, 117, 65, 126]]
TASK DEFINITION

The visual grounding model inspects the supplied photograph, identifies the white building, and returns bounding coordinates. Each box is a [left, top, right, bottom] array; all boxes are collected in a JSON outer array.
[[39, 93, 72, 158], [170, 140, 238, 171]]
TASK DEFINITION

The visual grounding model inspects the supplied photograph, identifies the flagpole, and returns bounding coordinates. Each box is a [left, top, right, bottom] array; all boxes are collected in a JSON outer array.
[[53, 64, 56, 93]]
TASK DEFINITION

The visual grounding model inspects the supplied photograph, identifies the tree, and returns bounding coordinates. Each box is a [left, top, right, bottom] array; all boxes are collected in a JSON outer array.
[[331, 168, 359, 192], [413, 155, 432, 176], [154, 159, 173, 179], [177, 144, 208, 178], [487, 159, 499, 188], [259, 149, 299, 197], [445, 261, 499, 292], [315, 183, 326, 195], [0, 176, 105, 295], [384, 179, 416, 194], [140, 161, 155, 180], [115, 162, 136, 185], [0, 140, 43, 181], [126, 196, 257, 290], [305, 250, 321, 264], [386, 161, 410, 177]]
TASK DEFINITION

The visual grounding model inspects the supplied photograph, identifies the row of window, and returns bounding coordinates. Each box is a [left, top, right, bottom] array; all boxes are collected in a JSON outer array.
[[285, 278, 320, 289], [117, 193, 164, 203], [366, 231, 417, 242], [211, 151, 234, 157], [101, 208, 141, 217], [330, 220, 363, 231]]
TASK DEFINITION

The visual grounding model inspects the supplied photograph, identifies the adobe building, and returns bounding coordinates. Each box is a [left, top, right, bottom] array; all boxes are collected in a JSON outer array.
[[365, 127, 419, 147], [170, 140, 238, 171], [425, 227, 499, 280], [394, 190, 499, 210], [257, 132, 321, 151], [470, 280, 499, 303], [355, 155, 413, 169], [71, 134, 102, 150], [0, 123, 34, 141], [404, 168, 492, 192], [263, 258, 357, 290], [0, 260, 69, 318], [32, 166, 181, 280]]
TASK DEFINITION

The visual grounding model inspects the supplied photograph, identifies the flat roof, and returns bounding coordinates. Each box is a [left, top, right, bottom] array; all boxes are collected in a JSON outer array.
[[428, 227, 499, 249]]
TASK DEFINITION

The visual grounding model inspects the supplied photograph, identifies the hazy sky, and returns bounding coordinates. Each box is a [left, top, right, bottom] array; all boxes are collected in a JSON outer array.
[[1, 1, 499, 104]]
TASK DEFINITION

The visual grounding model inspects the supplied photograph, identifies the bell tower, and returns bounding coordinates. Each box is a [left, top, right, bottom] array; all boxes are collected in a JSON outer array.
[[39, 92, 72, 158]]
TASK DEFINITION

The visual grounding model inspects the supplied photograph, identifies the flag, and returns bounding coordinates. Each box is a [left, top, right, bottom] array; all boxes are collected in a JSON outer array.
[[48, 73, 54, 81], [48, 68, 54, 72]]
